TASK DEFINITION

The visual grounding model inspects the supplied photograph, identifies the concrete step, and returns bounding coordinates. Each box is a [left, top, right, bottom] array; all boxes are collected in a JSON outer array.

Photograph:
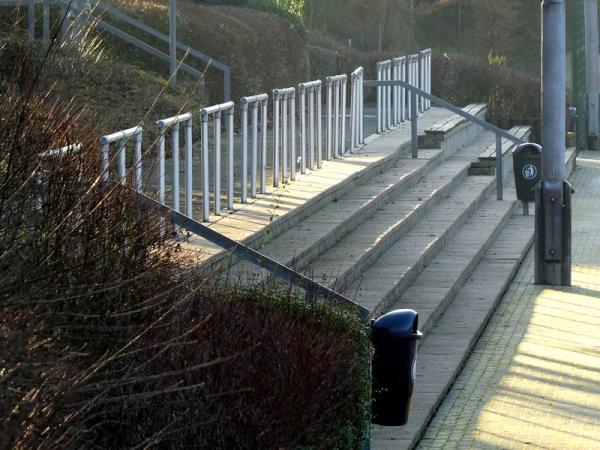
[[420, 103, 487, 151], [346, 172, 497, 317], [185, 107, 460, 272], [224, 149, 444, 282], [306, 159, 472, 293], [370, 212, 534, 450], [389, 194, 514, 336], [369, 149, 578, 450]]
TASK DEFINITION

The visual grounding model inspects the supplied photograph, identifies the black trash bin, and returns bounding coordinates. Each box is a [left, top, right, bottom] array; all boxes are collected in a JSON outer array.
[[371, 309, 423, 426], [512, 143, 543, 203]]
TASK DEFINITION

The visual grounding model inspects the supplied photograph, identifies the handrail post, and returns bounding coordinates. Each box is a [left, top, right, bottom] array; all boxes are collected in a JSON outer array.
[[172, 122, 180, 213], [341, 77, 347, 155], [300, 86, 307, 173], [411, 89, 418, 158], [317, 85, 323, 168], [227, 108, 234, 211], [495, 133, 503, 200], [261, 100, 268, 194], [184, 118, 193, 216], [169, 0, 177, 88], [377, 63, 382, 133], [273, 90, 280, 187], [201, 115, 210, 222], [251, 103, 259, 197], [291, 93, 297, 180], [214, 110, 222, 215], [241, 99, 249, 203]]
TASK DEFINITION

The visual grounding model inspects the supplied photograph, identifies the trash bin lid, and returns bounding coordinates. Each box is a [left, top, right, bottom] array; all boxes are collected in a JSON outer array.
[[371, 309, 420, 336], [513, 142, 542, 156]]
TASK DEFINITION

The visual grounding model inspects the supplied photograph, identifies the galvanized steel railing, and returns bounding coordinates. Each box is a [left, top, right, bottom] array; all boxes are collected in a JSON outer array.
[[241, 94, 269, 200], [376, 60, 392, 133], [406, 54, 419, 120], [419, 49, 432, 112], [1, 0, 232, 101], [156, 113, 193, 217], [100, 126, 143, 191], [200, 101, 235, 221], [326, 74, 349, 158], [350, 67, 365, 152], [272, 87, 296, 187], [392, 57, 407, 126], [299, 80, 323, 171]]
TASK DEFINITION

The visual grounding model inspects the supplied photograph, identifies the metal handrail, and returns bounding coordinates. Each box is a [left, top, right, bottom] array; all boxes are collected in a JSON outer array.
[[364, 79, 526, 201], [135, 192, 370, 321], [1, 0, 232, 101]]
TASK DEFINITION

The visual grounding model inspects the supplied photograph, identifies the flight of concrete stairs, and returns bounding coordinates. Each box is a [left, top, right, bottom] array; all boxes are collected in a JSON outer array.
[[191, 104, 576, 449]]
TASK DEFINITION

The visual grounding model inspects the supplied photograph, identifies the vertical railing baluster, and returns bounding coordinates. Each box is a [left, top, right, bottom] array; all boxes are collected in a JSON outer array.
[[134, 130, 143, 193], [291, 93, 297, 181], [261, 100, 268, 194], [317, 84, 323, 168], [273, 90, 280, 187], [172, 122, 180, 213], [282, 95, 288, 183], [241, 100, 249, 203], [201, 116, 209, 222], [251, 103, 259, 196], [214, 111, 221, 215], [308, 87, 315, 169], [300, 86, 307, 173], [185, 118, 193, 217], [341, 77, 347, 154], [227, 109, 234, 211]]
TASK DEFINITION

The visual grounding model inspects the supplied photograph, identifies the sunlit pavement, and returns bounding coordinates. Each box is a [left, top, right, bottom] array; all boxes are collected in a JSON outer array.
[[417, 151, 600, 449]]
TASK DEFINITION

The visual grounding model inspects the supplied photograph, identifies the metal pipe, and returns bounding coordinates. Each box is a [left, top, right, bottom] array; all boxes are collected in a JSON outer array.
[[341, 78, 347, 154], [317, 86, 323, 168], [377, 63, 382, 133], [101, 142, 109, 182], [118, 140, 127, 183], [327, 79, 333, 159], [227, 109, 234, 211], [241, 102, 249, 203], [282, 95, 288, 183], [251, 103, 258, 196], [201, 119, 209, 222], [172, 122, 180, 212], [169, 0, 177, 88], [135, 131, 143, 193], [300, 87, 307, 173], [261, 100, 268, 194], [185, 118, 193, 217], [495, 133, 503, 200], [273, 90, 280, 187], [158, 131, 166, 204], [291, 93, 297, 181], [214, 111, 221, 215], [334, 80, 340, 157], [309, 88, 315, 169], [411, 89, 418, 158], [542, 0, 566, 184], [386, 64, 392, 129]]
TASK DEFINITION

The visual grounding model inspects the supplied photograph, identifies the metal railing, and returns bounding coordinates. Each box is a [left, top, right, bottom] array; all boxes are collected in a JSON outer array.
[[157, 113, 193, 217], [420, 49, 432, 111], [326, 74, 348, 159], [240, 94, 269, 200], [100, 126, 143, 191], [407, 54, 419, 120], [136, 192, 370, 320], [200, 101, 235, 221], [376, 60, 392, 133], [299, 80, 323, 171], [364, 79, 525, 201], [1, 0, 231, 101], [350, 67, 365, 152], [272, 87, 296, 187], [392, 57, 407, 126]]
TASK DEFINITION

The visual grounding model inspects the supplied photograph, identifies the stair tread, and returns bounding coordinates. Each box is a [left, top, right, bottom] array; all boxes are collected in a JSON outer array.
[[225, 150, 443, 278], [370, 213, 534, 450], [346, 173, 495, 313], [307, 159, 471, 287], [392, 196, 515, 333]]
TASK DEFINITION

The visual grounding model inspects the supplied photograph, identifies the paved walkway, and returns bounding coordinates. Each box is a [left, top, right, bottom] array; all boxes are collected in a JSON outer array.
[[416, 151, 600, 449]]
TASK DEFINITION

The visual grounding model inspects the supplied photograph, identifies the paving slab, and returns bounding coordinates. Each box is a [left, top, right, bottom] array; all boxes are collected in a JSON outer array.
[[415, 152, 600, 450]]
